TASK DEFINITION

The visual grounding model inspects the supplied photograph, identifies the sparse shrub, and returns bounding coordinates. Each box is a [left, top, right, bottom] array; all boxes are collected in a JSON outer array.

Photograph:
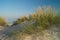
[[7, 6, 60, 40], [0, 17, 7, 26]]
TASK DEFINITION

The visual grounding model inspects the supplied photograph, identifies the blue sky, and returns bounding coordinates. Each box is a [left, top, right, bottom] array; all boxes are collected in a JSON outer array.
[[0, 0, 60, 22]]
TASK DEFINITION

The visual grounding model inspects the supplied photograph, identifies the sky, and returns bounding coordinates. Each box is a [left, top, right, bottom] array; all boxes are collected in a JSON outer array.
[[0, 0, 60, 23]]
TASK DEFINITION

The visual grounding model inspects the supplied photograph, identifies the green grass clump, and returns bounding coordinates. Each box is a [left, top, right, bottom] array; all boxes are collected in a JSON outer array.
[[9, 6, 60, 38]]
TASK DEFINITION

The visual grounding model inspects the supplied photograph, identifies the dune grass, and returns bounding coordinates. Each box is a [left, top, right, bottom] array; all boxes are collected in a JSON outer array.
[[5, 6, 60, 40]]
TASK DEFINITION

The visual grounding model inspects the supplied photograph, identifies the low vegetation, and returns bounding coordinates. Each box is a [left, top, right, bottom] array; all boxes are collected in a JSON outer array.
[[0, 6, 60, 40], [0, 17, 7, 26], [10, 6, 60, 36]]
